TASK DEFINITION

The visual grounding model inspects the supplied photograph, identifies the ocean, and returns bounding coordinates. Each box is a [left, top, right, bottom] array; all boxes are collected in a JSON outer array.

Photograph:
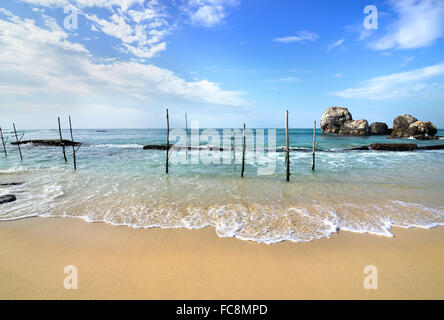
[[1, 128, 444, 244]]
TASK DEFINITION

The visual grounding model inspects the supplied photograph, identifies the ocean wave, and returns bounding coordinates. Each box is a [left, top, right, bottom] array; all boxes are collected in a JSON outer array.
[[1, 195, 443, 244]]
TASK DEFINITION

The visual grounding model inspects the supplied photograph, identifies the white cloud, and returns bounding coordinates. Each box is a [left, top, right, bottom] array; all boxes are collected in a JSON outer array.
[[273, 31, 319, 43], [186, 0, 240, 27], [0, 11, 249, 118], [19, 0, 144, 11], [332, 64, 444, 100], [17, 0, 170, 59], [327, 39, 344, 52], [371, 0, 444, 50]]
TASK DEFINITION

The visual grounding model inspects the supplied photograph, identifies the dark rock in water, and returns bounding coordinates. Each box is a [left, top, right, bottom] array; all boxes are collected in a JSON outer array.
[[338, 119, 369, 136], [409, 121, 438, 137], [389, 114, 418, 138], [0, 182, 24, 187], [369, 143, 417, 151], [143, 144, 171, 150], [0, 195, 16, 204], [411, 135, 441, 140], [11, 139, 81, 147], [348, 146, 370, 151], [320, 107, 353, 134], [370, 122, 390, 135], [143, 145, 226, 151], [417, 144, 444, 150], [348, 143, 444, 151]]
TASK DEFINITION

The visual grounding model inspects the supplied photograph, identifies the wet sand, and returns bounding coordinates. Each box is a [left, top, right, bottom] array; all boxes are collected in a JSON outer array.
[[0, 217, 443, 299]]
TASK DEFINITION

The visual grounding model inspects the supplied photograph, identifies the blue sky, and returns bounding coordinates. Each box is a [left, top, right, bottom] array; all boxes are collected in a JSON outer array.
[[0, 0, 443, 129]]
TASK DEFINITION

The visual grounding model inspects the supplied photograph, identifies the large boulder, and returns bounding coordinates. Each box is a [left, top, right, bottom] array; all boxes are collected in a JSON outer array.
[[320, 107, 352, 134], [409, 121, 438, 137], [369, 122, 390, 135], [390, 114, 418, 138], [338, 120, 369, 136]]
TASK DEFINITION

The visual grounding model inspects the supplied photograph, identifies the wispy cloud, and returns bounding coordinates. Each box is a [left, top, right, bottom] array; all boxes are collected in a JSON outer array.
[[400, 56, 415, 67], [332, 64, 444, 100], [327, 39, 344, 52], [273, 31, 319, 43], [371, 0, 444, 50], [185, 0, 240, 27]]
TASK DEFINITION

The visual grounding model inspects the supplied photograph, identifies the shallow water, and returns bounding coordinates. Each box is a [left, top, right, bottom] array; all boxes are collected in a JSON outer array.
[[1, 128, 443, 243]]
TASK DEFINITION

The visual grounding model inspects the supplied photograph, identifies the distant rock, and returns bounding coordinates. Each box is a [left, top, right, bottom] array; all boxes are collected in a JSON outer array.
[[418, 144, 444, 150], [338, 120, 369, 136], [320, 107, 352, 134], [11, 139, 81, 147], [389, 114, 418, 138], [0, 182, 24, 187], [411, 135, 441, 140], [369, 143, 418, 152], [347, 143, 444, 151], [0, 195, 16, 204], [369, 122, 390, 135], [409, 121, 438, 137]]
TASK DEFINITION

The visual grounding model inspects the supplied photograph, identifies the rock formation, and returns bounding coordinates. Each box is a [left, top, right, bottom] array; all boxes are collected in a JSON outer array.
[[389, 114, 418, 138], [369, 122, 390, 135], [338, 120, 369, 136], [321, 108, 439, 139], [388, 115, 439, 139], [409, 121, 438, 137], [320, 107, 352, 134]]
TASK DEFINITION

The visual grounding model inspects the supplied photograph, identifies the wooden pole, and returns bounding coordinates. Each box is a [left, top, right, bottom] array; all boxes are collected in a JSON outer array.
[[166, 108, 169, 174], [185, 113, 188, 159], [69, 116, 77, 170], [13, 123, 23, 160], [285, 111, 290, 182], [0, 127, 7, 157], [241, 123, 246, 177], [312, 120, 316, 171], [58, 117, 67, 163], [232, 129, 236, 163]]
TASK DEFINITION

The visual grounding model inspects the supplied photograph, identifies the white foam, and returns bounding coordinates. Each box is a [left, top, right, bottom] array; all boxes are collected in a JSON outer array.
[[91, 144, 143, 149]]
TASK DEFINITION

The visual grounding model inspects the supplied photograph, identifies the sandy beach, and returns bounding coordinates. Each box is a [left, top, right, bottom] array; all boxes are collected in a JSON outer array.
[[0, 217, 443, 300]]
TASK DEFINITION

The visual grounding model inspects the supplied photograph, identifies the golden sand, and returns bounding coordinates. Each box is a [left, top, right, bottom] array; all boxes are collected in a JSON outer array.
[[0, 217, 443, 299]]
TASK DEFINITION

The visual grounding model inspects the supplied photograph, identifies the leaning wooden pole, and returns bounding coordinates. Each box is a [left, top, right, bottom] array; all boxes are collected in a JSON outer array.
[[241, 123, 246, 177], [0, 127, 7, 157], [166, 108, 170, 174], [58, 117, 67, 163], [285, 111, 290, 182], [13, 123, 23, 160], [69, 116, 77, 170], [185, 113, 188, 159], [312, 120, 317, 171]]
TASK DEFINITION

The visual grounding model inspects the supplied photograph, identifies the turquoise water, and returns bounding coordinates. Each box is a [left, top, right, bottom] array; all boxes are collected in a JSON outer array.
[[1, 128, 444, 243]]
